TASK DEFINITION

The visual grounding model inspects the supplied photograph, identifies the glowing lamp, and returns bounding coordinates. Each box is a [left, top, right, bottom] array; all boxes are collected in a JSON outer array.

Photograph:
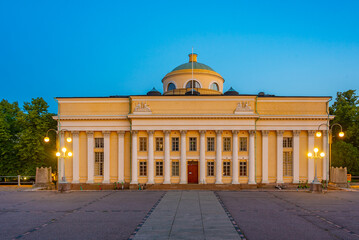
[[314, 148, 319, 153], [307, 152, 313, 158], [44, 137, 50, 143], [339, 132, 344, 137], [316, 132, 322, 137], [56, 152, 61, 157], [61, 147, 67, 153], [66, 137, 72, 143], [68, 152, 73, 157], [320, 152, 325, 157]]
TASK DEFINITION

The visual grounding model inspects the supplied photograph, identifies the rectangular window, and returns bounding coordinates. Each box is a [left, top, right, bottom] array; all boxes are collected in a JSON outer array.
[[223, 161, 231, 176], [139, 161, 147, 176], [94, 152, 104, 176], [156, 137, 163, 151], [95, 138, 104, 148], [283, 137, 293, 148], [223, 137, 231, 152], [240, 137, 248, 151], [172, 137, 179, 151], [240, 161, 247, 176], [283, 151, 293, 176], [207, 161, 214, 176], [139, 137, 147, 152], [189, 137, 197, 151], [156, 161, 163, 176], [172, 161, 179, 176], [207, 137, 215, 151]]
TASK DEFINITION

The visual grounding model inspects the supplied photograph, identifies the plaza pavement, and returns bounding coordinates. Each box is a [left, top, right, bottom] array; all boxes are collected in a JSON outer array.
[[0, 189, 358, 240]]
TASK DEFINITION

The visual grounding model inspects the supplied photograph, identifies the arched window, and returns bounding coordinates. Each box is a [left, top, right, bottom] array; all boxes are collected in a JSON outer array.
[[186, 80, 201, 88], [210, 83, 219, 91], [167, 83, 176, 91]]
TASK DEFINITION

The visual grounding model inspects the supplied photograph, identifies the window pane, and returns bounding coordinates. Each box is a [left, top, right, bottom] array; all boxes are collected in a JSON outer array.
[[172, 161, 179, 176], [172, 137, 179, 151], [167, 83, 176, 91], [283, 137, 293, 148], [95, 152, 104, 176], [140, 162, 147, 176], [186, 80, 201, 88], [207, 137, 215, 151], [95, 138, 104, 148], [156, 162, 163, 176], [223, 162, 231, 176], [210, 83, 219, 91], [156, 137, 163, 151], [240, 137, 247, 151], [223, 137, 231, 151], [283, 151, 293, 176], [189, 137, 197, 151], [240, 161, 247, 176], [139, 137, 147, 151], [207, 162, 214, 176]]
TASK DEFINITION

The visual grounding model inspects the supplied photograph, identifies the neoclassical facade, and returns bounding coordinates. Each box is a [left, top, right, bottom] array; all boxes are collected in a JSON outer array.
[[55, 53, 331, 187]]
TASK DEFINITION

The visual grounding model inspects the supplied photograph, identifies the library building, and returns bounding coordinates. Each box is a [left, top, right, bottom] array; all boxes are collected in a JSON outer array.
[[55, 53, 331, 189]]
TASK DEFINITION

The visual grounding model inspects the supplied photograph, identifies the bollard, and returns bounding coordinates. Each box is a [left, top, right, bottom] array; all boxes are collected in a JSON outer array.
[[18, 175, 20, 186]]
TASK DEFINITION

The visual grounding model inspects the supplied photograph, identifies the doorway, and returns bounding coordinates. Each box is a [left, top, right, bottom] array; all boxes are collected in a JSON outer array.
[[187, 161, 198, 184]]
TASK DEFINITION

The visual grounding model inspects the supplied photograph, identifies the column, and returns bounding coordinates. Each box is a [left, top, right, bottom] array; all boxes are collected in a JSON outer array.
[[261, 130, 269, 184], [103, 131, 110, 183], [117, 131, 125, 182], [59, 131, 65, 183], [293, 130, 301, 183], [147, 130, 154, 184], [164, 130, 171, 184], [276, 130, 284, 184], [215, 130, 223, 184], [248, 130, 256, 184], [131, 130, 138, 184], [199, 130, 206, 184], [86, 131, 94, 183], [308, 130, 315, 182], [72, 131, 80, 183], [180, 130, 187, 184], [322, 131, 328, 181], [232, 130, 239, 184]]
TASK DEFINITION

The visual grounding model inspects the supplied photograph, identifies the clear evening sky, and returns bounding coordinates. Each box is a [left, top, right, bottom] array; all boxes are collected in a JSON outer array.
[[1, 1, 358, 113]]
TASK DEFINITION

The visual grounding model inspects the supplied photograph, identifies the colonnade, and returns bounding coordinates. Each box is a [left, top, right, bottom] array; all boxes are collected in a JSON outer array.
[[66, 129, 328, 184]]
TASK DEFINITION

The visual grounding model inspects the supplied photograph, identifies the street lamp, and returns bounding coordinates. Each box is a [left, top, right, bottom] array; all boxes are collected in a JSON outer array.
[[316, 123, 344, 186], [307, 147, 325, 192], [44, 129, 72, 183]]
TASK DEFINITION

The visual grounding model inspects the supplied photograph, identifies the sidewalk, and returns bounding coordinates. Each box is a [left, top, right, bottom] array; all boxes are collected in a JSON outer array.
[[132, 191, 243, 240]]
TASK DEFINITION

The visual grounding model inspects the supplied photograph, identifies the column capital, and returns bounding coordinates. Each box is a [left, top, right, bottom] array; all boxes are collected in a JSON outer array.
[[147, 130, 154, 135], [249, 130, 256, 136], [276, 130, 284, 136], [293, 130, 301, 136], [199, 130, 206, 135], [323, 130, 328, 136], [180, 130, 187, 135], [163, 130, 171, 135], [117, 131, 125, 136], [86, 131, 94, 137], [215, 130, 223, 135], [131, 130, 138, 135], [308, 130, 316, 136], [102, 131, 111, 136], [232, 130, 240, 135], [72, 131, 79, 137], [262, 130, 269, 136]]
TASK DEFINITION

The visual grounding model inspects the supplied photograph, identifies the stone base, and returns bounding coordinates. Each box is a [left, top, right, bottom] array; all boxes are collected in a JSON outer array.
[[33, 183, 55, 190], [58, 183, 72, 192], [310, 183, 323, 192]]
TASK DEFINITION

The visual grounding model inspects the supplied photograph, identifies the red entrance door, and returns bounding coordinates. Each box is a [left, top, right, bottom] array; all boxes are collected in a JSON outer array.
[[187, 161, 198, 184]]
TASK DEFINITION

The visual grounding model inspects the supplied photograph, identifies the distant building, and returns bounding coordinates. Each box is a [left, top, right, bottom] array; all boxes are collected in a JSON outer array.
[[55, 53, 331, 187]]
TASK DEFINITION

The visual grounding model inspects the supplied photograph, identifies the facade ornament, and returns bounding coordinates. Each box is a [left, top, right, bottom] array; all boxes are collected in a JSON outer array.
[[163, 130, 171, 135], [308, 130, 316, 136], [293, 130, 301, 137], [117, 131, 125, 136], [199, 130, 206, 135], [249, 130, 256, 136], [232, 130, 240, 134], [180, 130, 187, 135], [276, 130, 284, 136], [103, 131, 111, 137], [262, 130, 269, 136], [234, 101, 252, 114], [86, 131, 94, 137], [72, 131, 79, 137], [133, 102, 152, 114], [131, 130, 138, 135]]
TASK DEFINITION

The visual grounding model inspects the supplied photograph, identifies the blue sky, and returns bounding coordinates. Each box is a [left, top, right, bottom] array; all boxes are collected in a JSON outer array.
[[0, 1, 358, 113]]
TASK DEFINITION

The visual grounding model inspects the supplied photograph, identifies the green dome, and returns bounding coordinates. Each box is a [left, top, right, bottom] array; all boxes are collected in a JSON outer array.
[[172, 62, 214, 72]]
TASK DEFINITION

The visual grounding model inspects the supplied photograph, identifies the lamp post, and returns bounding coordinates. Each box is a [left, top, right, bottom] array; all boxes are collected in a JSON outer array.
[[307, 148, 325, 192], [44, 129, 72, 183], [316, 123, 344, 186]]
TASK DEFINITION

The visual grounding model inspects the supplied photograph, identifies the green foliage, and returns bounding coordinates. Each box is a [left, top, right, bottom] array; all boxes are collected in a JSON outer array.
[[330, 90, 359, 175], [0, 98, 57, 175]]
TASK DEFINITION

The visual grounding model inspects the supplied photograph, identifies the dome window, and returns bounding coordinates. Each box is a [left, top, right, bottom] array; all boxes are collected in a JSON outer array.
[[210, 83, 219, 91], [186, 80, 201, 89], [167, 83, 176, 91]]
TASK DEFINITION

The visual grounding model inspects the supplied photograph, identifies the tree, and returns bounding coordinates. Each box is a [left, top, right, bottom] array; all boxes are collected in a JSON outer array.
[[330, 90, 359, 175], [0, 98, 57, 176]]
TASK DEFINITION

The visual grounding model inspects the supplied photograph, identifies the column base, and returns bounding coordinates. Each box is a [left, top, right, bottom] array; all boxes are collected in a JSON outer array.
[[147, 180, 155, 184], [102, 180, 110, 184], [231, 181, 239, 184], [215, 181, 223, 184], [130, 181, 138, 184], [261, 180, 269, 184], [276, 180, 284, 184], [117, 179, 125, 183], [180, 181, 187, 184], [292, 180, 299, 184], [163, 181, 171, 184], [248, 181, 256, 185], [72, 180, 80, 184], [86, 180, 94, 184]]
